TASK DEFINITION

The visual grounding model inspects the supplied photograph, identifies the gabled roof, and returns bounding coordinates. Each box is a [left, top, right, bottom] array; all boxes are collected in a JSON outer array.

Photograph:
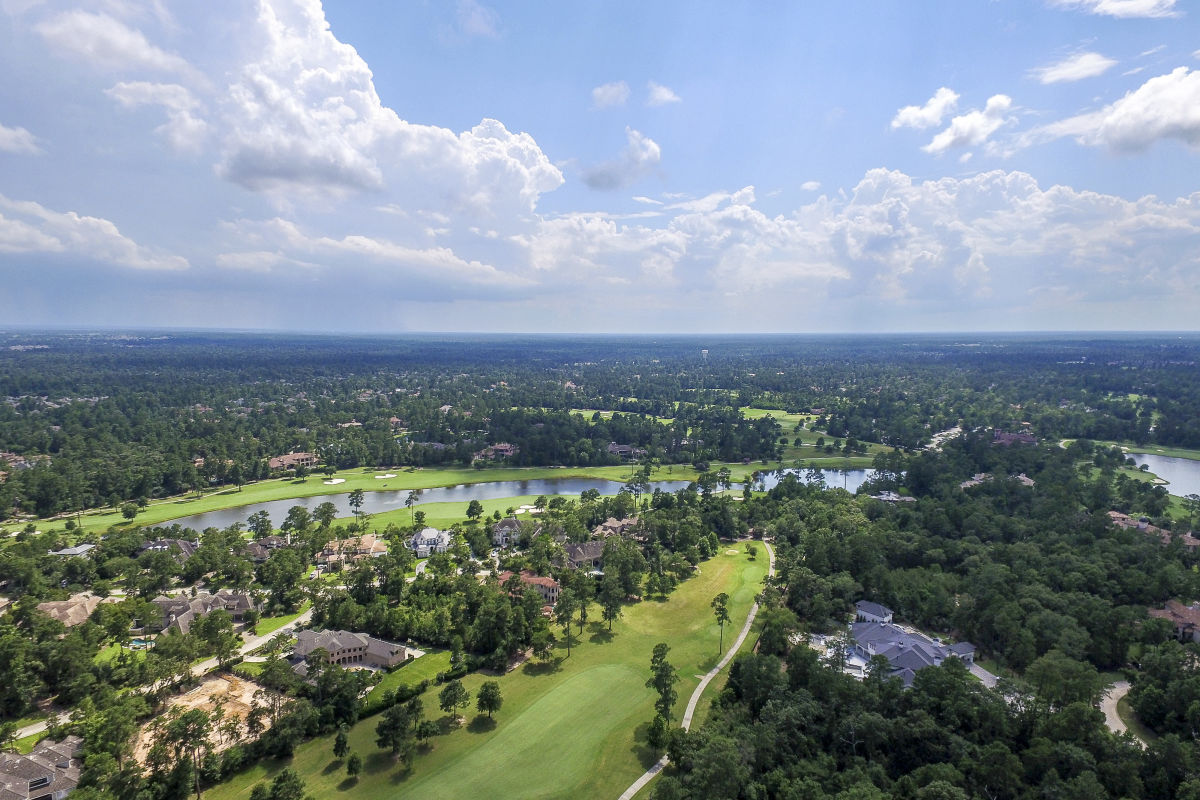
[[855, 600, 893, 619]]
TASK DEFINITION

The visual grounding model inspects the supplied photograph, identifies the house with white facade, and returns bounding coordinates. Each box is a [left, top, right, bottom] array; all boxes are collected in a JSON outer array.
[[410, 527, 451, 557]]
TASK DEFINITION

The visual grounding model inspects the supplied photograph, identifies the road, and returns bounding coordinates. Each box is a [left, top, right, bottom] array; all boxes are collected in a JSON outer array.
[[13, 605, 314, 741], [618, 540, 776, 800]]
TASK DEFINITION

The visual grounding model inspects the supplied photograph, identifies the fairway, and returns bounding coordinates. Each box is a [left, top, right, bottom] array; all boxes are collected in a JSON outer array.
[[206, 546, 768, 800]]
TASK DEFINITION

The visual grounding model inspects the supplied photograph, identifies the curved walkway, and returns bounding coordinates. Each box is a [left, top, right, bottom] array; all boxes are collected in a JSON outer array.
[[618, 540, 776, 800]]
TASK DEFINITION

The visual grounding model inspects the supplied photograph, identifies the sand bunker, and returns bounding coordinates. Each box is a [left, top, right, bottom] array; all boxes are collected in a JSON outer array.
[[375, 473, 397, 479], [323, 478, 346, 485]]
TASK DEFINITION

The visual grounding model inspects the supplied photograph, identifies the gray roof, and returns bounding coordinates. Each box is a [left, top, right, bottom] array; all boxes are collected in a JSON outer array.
[[855, 600, 893, 619], [851, 621, 975, 684], [49, 543, 95, 557], [564, 540, 605, 566]]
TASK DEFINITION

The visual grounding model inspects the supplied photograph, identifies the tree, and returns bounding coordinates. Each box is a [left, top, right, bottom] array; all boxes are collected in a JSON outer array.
[[333, 725, 349, 760], [406, 490, 421, 526], [267, 768, 307, 800], [313, 501, 338, 530], [476, 681, 503, 718], [600, 573, 624, 631], [248, 510, 273, 539], [466, 499, 484, 520], [438, 680, 470, 724], [646, 642, 680, 722], [346, 753, 362, 780], [120, 501, 138, 520], [162, 707, 213, 799], [376, 699, 420, 764], [555, 589, 578, 656], [348, 489, 365, 526], [711, 592, 731, 654]]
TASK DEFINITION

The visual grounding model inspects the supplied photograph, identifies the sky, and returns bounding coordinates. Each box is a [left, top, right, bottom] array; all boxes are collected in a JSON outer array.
[[1, 0, 1198, 333]]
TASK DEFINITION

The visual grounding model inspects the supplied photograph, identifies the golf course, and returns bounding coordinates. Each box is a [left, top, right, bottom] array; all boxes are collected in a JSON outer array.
[[207, 544, 769, 800]]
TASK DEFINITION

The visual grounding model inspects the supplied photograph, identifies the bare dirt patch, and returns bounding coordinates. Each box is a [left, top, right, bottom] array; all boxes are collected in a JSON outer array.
[[133, 673, 265, 762]]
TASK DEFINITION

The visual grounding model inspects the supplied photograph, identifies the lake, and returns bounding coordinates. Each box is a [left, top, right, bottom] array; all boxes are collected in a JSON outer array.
[[158, 468, 877, 531], [1127, 453, 1200, 497]]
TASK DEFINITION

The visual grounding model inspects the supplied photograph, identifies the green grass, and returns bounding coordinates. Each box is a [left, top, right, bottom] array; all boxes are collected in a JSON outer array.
[[93, 643, 146, 665], [1116, 695, 1157, 744], [254, 601, 312, 636], [206, 548, 767, 800], [364, 651, 453, 707], [13, 733, 40, 754]]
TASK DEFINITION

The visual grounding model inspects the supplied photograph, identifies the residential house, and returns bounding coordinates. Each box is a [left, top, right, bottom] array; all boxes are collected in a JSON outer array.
[[1149, 601, 1200, 643], [138, 538, 198, 562], [606, 442, 647, 461], [1108, 510, 1200, 549], [152, 590, 262, 634], [564, 540, 606, 571], [316, 534, 389, 567], [474, 442, 519, 461], [850, 621, 976, 687], [0, 735, 82, 800], [868, 491, 915, 503], [48, 544, 95, 557], [292, 629, 409, 671], [854, 600, 894, 624], [492, 517, 537, 548], [267, 452, 320, 471], [409, 527, 451, 558], [498, 570, 561, 606], [992, 430, 1037, 446], [36, 593, 118, 628], [593, 516, 640, 539]]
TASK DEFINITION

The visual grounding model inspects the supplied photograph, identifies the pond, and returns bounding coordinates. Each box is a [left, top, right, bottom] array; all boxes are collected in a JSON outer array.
[[157, 467, 878, 532], [1126, 453, 1200, 497]]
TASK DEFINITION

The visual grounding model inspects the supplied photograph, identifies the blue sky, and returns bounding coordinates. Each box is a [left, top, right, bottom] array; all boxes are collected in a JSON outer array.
[[1, 0, 1198, 332]]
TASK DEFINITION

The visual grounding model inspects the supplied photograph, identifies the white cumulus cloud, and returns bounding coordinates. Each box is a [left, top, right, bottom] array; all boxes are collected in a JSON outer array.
[[1031, 51, 1117, 83], [105, 81, 208, 153], [891, 87, 960, 130], [583, 128, 662, 191], [646, 81, 681, 106], [924, 95, 1014, 155], [217, 0, 562, 210], [801, 181, 821, 192], [0, 122, 40, 154], [0, 193, 188, 270], [35, 11, 194, 75], [591, 81, 630, 109], [1035, 67, 1200, 151], [1047, 0, 1179, 18]]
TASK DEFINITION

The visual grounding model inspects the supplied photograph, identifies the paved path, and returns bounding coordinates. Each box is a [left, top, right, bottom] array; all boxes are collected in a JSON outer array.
[[618, 541, 776, 800], [970, 662, 999, 689], [1101, 680, 1140, 741]]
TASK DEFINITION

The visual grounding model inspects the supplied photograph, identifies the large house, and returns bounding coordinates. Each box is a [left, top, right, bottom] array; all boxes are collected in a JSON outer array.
[[317, 534, 389, 566], [138, 539, 198, 563], [851, 619, 976, 687], [1109, 510, 1200, 549], [292, 629, 409, 671], [992, 429, 1037, 446], [267, 452, 320, 471], [36, 593, 118, 628], [593, 516, 639, 539], [498, 570, 560, 606], [409, 527, 451, 558], [0, 735, 82, 800], [564, 540, 605, 571], [152, 590, 261, 634], [1149, 600, 1200, 643], [854, 600, 894, 624], [491, 517, 534, 548], [607, 442, 647, 461]]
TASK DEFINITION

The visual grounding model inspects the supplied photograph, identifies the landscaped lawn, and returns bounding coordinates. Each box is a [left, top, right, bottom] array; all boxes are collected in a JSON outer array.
[[206, 547, 768, 800], [254, 601, 312, 636]]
